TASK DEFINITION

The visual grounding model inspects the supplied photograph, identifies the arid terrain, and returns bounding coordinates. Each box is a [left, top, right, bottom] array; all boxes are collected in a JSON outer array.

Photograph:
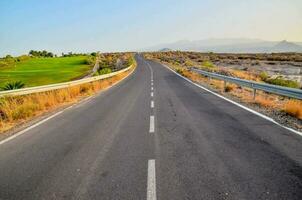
[[211, 54, 302, 85], [152, 51, 302, 86], [144, 51, 302, 131]]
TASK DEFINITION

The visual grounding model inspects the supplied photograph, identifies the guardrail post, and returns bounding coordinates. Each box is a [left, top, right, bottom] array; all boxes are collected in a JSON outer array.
[[252, 83, 256, 100], [224, 81, 227, 92], [206, 75, 210, 82]]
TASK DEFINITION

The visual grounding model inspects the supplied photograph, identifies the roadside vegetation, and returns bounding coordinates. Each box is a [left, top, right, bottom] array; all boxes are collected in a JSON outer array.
[[144, 52, 302, 126], [95, 53, 135, 75], [1, 81, 25, 91], [0, 51, 97, 89], [145, 51, 302, 88], [262, 76, 300, 88], [0, 54, 136, 133], [0, 53, 136, 133], [0, 56, 91, 88]]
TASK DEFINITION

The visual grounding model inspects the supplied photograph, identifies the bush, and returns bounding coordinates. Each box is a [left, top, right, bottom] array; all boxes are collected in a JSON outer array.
[[201, 60, 215, 68], [85, 56, 96, 65], [0, 61, 9, 68], [98, 68, 112, 75], [184, 60, 194, 67], [259, 71, 269, 81], [16, 55, 31, 62], [224, 84, 235, 92], [0, 70, 131, 133], [29, 50, 54, 57], [265, 77, 300, 88], [126, 56, 135, 67], [176, 68, 185, 76], [1, 81, 25, 91], [284, 100, 302, 119]]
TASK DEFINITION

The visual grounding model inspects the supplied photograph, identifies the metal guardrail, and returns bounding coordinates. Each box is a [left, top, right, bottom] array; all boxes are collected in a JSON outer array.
[[192, 68, 302, 100], [0, 65, 133, 97]]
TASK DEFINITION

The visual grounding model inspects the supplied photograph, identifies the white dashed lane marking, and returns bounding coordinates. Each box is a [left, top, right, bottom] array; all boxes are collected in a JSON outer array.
[[147, 159, 156, 200], [149, 116, 155, 133]]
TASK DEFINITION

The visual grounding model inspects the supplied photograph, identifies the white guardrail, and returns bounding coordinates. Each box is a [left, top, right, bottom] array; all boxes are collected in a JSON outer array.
[[0, 65, 132, 97], [192, 68, 302, 100]]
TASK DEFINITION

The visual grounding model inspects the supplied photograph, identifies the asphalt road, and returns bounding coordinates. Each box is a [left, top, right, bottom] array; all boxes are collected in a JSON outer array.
[[0, 54, 301, 200]]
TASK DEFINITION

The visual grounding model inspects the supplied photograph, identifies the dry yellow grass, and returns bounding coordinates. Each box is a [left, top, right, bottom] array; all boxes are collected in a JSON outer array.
[[284, 100, 302, 119], [230, 69, 260, 81], [168, 64, 302, 121], [145, 53, 302, 122], [254, 96, 276, 108], [224, 84, 236, 92], [0, 67, 134, 133]]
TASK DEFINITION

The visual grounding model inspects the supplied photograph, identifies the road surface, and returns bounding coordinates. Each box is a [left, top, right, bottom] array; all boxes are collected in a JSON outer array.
[[0, 54, 301, 200]]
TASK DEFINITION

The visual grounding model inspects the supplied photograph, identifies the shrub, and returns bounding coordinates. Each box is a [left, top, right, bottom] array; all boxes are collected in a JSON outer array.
[[176, 68, 184, 76], [85, 56, 96, 65], [184, 60, 194, 67], [3, 56, 16, 64], [224, 84, 235, 92], [265, 77, 300, 88], [16, 55, 31, 62], [259, 71, 269, 81], [201, 60, 215, 70], [1, 81, 25, 91], [29, 50, 54, 57], [98, 68, 112, 75], [284, 100, 302, 119], [255, 96, 275, 108], [0, 68, 133, 133], [0, 61, 9, 68], [12, 104, 38, 120], [126, 56, 135, 67]]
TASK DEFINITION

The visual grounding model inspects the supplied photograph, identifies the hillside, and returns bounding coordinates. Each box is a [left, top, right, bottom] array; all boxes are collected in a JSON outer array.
[[145, 38, 302, 53], [272, 40, 302, 52]]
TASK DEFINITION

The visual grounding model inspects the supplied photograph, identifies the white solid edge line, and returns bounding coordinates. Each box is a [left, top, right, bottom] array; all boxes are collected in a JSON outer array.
[[149, 116, 155, 133], [162, 64, 302, 137], [0, 66, 136, 146], [147, 159, 157, 200], [151, 101, 154, 108], [0, 111, 63, 145], [74, 96, 94, 108]]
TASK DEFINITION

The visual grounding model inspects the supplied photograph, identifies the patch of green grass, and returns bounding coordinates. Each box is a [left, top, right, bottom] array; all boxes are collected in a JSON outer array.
[[265, 77, 300, 89], [0, 56, 92, 88]]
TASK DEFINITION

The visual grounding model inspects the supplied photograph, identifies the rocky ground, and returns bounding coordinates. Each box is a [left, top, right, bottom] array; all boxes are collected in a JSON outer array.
[[214, 59, 302, 85]]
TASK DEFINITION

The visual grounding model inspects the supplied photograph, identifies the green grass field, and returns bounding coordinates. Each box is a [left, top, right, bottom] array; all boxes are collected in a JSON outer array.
[[0, 56, 92, 88]]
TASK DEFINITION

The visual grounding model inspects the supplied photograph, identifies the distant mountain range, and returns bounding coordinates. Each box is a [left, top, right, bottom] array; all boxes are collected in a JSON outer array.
[[144, 38, 302, 53]]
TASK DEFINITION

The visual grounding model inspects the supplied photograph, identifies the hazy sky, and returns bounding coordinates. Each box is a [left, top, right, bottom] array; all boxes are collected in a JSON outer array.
[[0, 0, 302, 56]]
